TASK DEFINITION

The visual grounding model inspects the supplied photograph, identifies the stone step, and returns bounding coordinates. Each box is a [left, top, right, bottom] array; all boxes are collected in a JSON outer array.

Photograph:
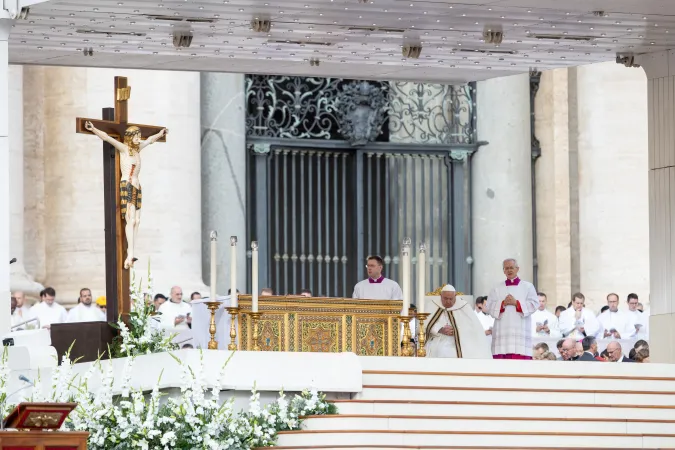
[[331, 399, 675, 420]]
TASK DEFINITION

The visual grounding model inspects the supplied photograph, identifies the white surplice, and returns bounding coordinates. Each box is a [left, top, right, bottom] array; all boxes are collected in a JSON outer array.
[[558, 307, 600, 339], [352, 277, 403, 300], [67, 303, 106, 323], [596, 310, 633, 339], [530, 308, 561, 339], [425, 298, 492, 359], [30, 301, 68, 328], [486, 278, 539, 357], [625, 309, 649, 339], [157, 300, 192, 330], [11, 305, 33, 330]]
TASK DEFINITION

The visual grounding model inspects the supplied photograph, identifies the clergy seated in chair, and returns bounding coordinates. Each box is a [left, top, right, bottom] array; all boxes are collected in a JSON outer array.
[[425, 285, 492, 359]]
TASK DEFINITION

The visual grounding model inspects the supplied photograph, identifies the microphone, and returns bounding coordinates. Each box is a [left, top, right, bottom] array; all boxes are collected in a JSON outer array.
[[9, 258, 16, 264], [0, 375, 35, 430]]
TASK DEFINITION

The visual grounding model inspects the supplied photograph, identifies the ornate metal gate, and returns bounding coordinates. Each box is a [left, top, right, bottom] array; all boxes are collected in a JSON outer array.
[[245, 75, 478, 298]]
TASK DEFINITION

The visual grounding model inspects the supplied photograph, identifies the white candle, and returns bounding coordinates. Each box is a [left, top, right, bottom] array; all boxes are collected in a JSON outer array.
[[210, 231, 218, 302], [401, 238, 411, 317], [251, 241, 259, 313], [417, 243, 426, 314], [230, 236, 238, 308]]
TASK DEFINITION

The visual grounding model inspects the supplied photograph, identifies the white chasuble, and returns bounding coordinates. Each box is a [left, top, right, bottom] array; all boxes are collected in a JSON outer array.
[[486, 279, 539, 357], [425, 298, 492, 359], [67, 303, 106, 323]]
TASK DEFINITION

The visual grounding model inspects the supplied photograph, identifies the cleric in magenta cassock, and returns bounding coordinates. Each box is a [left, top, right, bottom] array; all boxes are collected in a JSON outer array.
[[486, 258, 539, 360], [352, 255, 403, 300]]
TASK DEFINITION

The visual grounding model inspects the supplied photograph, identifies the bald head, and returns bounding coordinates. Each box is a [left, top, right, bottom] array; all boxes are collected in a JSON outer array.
[[606, 341, 623, 362], [170, 286, 183, 303], [12, 291, 26, 307]]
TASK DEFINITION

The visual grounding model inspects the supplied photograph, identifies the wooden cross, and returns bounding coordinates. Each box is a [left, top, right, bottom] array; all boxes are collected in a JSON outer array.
[[75, 77, 166, 321]]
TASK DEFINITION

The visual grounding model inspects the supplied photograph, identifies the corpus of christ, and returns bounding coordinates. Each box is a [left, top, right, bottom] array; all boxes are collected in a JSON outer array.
[[1, 0, 674, 447]]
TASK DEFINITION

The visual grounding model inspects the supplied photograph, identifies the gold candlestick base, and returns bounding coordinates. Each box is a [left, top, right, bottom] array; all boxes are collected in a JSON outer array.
[[399, 315, 414, 357], [205, 301, 221, 350], [415, 312, 430, 357], [249, 312, 263, 351], [226, 306, 240, 351]]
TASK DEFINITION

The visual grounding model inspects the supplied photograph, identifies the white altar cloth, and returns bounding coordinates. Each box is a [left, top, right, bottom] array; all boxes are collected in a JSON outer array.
[[190, 296, 237, 349]]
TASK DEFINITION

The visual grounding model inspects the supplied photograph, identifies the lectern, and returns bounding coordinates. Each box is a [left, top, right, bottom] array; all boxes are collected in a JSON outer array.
[[0, 402, 88, 450]]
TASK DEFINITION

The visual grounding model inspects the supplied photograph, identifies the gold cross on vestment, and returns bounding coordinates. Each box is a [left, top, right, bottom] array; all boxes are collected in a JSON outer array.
[[75, 76, 166, 320]]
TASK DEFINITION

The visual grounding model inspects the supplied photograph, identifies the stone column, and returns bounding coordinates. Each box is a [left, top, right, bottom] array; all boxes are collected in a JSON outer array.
[[473, 74, 533, 296], [534, 69, 572, 307], [575, 62, 649, 312], [8, 65, 43, 297], [27, 67, 207, 305], [200, 73, 247, 295], [639, 50, 675, 362], [0, 18, 10, 334]]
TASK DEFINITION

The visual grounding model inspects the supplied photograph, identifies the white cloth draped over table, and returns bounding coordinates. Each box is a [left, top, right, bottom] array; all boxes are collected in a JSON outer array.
[[559, 307, 600, 339], [190, 296, 236, 349], [425, 298, 492, 359], [486, 279, 539, 357], [30, 302, 68, 328], [67, 303, 106, 323]]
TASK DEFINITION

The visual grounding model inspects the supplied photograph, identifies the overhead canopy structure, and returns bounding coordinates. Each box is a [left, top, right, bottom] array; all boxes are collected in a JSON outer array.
[[6, 0, 675, 82]]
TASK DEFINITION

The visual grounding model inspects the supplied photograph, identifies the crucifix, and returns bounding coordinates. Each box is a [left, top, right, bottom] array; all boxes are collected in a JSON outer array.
[[75, 77, 167, 321]]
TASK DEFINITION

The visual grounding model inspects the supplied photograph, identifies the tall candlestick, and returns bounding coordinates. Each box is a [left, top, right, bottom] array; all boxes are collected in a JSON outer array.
[[401, 237, 411, 317], [230, 236, 238, 308], [417, 243, 426, 314], [251, 241, 259, 313], [210, 231, 218, 302]]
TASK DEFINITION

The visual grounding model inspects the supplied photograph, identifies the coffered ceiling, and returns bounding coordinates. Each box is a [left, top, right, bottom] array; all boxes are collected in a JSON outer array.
[[7, 0, 675, 82]]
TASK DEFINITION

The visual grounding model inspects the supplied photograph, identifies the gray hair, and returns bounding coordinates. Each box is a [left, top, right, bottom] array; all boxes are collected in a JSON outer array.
[[503, 258, 519, 267]]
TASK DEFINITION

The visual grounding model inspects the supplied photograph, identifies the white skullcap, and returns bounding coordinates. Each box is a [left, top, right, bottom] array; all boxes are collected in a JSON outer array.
[[441, 284, 456, 292]]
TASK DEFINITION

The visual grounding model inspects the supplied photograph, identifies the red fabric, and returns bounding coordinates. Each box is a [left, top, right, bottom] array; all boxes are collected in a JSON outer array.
[[493, 354, 532, 360], [505, 277, 521, 286], [499, 301, 523, 314], [368, 276, 384, 284]]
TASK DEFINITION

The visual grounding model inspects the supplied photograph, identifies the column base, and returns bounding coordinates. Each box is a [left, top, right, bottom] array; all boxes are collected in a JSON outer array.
[[10, 264, 44, 299], [650, 314, 675, 363]]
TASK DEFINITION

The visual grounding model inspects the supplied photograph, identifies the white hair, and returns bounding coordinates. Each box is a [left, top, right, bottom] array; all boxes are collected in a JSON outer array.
[[503, 258, 519, 267]]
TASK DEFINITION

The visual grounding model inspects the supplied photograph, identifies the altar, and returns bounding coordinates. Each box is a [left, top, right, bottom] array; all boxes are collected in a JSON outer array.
[[236, 296, 402, 356]]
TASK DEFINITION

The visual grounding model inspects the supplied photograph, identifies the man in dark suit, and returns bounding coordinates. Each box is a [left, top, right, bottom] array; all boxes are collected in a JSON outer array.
[[578, 336, 600, 362], [606, 341, 634, 363]]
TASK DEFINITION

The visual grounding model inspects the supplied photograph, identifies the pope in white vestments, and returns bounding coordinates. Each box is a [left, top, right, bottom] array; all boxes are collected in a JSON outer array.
[[67, 288, 106, 323], [559, 294, 600, 339], [425, 285, 492, 359], [486, 259, 539, 359], [352, 256, 403, 300], [530, 293, 561, 338]]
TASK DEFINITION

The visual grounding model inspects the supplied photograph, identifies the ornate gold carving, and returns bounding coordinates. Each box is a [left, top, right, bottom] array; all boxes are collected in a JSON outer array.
[[426, 285, 465, 296], [356, 322, 385, 356], [116, 86, 131, 101], [26, 412, 61, 427]]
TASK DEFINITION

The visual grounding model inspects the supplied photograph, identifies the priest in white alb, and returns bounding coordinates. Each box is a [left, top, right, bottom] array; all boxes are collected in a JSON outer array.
[[626, 293, 649, 339], [30, 287, 68, 329], [597, 293, 632, 339], [486, 258, 539, 360], [67, 288, 106, 323], [559, 292, 600, 339], [157, 286, 192, 330], [531, 292, 561, 338], [352, 255, 403, 300], [425, 285, 492, 359]]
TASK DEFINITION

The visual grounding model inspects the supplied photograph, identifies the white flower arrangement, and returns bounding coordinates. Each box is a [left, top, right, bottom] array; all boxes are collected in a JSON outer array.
[[0, 347, 337, 449], [113, 264, 178, 357]]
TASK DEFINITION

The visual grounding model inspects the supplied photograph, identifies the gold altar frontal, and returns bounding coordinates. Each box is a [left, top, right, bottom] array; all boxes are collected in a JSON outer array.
[[237, 296, 402, 356]]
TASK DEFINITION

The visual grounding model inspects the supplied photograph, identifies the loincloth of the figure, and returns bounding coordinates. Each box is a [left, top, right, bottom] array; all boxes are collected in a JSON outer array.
[[120, 180, 142, 217]]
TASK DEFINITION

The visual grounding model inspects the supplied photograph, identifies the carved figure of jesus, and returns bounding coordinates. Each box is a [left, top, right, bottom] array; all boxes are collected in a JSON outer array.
[[85, 121, 168, 269]]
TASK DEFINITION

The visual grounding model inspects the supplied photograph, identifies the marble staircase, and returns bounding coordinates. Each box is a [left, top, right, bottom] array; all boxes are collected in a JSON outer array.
[[267, 356, 675, 449]]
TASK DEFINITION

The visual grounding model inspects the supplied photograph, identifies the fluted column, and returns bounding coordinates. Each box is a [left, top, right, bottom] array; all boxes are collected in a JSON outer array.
[[200, 73, 247, 294], [0, 19, 10, 334], [26, 67, 207, 305], [534, 69, 572, 307], [639, 50, 675, 363], [574, 62, 649, 311], [472, 74, 533, 296], [9, 65, 43, 297]]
